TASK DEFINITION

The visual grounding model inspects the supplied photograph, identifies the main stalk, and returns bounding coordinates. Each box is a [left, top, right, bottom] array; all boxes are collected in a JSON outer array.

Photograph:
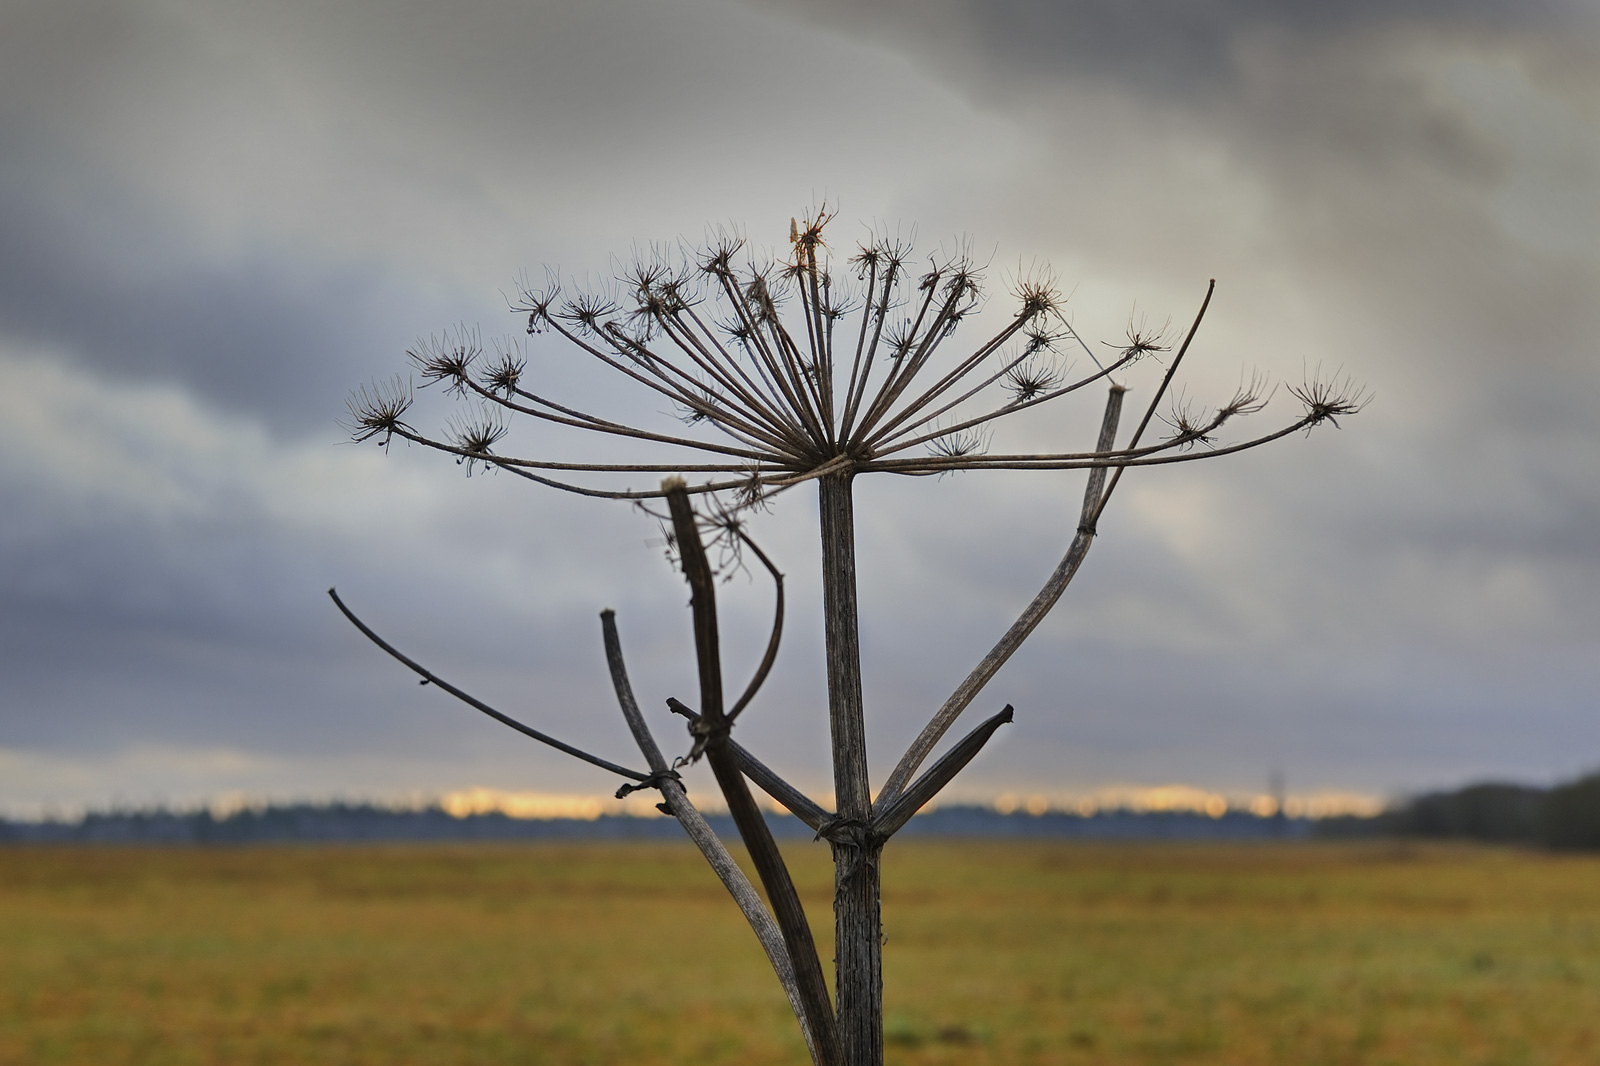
[[817, 471, 883, 1066]]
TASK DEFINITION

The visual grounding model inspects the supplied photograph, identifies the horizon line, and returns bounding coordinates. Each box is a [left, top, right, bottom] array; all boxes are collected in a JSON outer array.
[[2, 783, 1387, 825]]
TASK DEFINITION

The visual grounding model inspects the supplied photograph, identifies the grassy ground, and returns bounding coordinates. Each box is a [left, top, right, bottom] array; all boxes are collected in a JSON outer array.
[[1, 839, 1597, 1065]]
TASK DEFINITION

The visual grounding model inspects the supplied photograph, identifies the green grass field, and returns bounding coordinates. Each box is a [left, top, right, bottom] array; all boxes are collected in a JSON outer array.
[[2, 839, 1597, 1065]]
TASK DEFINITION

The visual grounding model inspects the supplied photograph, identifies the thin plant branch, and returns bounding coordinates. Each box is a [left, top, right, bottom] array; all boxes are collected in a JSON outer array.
[[663, 479, 842, 1066], [1092, 279, 1214, 522], [861, 415, 1315, 475], [874, 384, 1125, 811], [599, 609, 822, 1066], [475, 378, 780, 462], [867, 349, 1136, 458], [726, 528, 785, 723], [873, 705, 1014, 838], [327, 588, 648, 783], [667, 698, 832, 832]]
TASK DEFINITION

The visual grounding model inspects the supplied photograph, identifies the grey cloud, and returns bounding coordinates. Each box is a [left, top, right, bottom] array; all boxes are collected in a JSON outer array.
[[770, 0, 1600, 289], [0, 140, 471, 432], [0, 456, 684, 787], [778, 0, 1595, 98], [0, 0, 1011, 429], [3, 0, 1599, 813], [0, 0, 998, 269], [761, 0, 1600, 597]]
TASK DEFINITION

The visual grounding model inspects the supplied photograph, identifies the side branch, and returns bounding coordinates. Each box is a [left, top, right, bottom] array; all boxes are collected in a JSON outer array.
[[327, 588, 648, 782], [1093, 278, 1214, 522], [870, 348, 1137, 458], [727, 530, 785, 723], [874, 705, 1014, 838], [860, 415, 1314, 474], [873, 384, 1125, 811], [667, 699, 832, 832], [494, 460, 762, 501], [663, 480, 843, 1066], [472, 377, 778, 462], [600, 610, 822, 1066]]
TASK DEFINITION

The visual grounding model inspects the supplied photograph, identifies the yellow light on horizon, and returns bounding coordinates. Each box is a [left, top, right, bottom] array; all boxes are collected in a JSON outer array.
[[438, 788, 666, 821]]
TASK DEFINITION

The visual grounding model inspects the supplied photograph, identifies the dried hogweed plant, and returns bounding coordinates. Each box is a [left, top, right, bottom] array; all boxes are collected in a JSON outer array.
[[334, 208, 1364, 1066]]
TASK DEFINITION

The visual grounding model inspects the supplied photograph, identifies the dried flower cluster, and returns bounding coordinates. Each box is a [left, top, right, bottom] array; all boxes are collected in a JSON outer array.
[[349, 208, 1361, 507]]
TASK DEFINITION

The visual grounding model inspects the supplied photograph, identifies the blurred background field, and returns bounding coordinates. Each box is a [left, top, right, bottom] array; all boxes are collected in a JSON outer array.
[[2, 840, 1598, 1066]]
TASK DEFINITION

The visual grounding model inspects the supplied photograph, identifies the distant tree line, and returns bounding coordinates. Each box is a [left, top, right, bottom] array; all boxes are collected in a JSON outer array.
[[0, 804, 694, 845], [7, 778, 1593, 848], [1, 802, 1307, 845], [1318, 770, 1600, 849]]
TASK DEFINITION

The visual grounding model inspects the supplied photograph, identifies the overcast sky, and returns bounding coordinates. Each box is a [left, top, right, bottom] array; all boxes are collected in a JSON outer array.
[[2, 0, 1597, 817]]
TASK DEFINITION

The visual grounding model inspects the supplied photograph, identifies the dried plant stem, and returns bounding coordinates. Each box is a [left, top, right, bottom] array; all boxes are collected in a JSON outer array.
[[600, 611, 822, 1066], [666, 699, 831, 832], [873, 705, 1014, 837], [831, 814, 882, 1066], [664, 481, 842, 1066], [326, 588, 648, 782], [1092, 279, 1214, 523], [817, 471, 882, 1066], [875, 384, 1126, 811]]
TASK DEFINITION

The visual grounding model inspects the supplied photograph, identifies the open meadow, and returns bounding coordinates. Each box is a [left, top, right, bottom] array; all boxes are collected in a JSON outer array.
[[2, 839, 1597, 1065]]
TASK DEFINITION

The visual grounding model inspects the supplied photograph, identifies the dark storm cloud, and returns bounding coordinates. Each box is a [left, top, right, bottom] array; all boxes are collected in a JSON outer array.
[[0, 138, 463, 433], [0, 0, 980, 427], [781, 0, 1595, 96], [0, 0, 978, 261]]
